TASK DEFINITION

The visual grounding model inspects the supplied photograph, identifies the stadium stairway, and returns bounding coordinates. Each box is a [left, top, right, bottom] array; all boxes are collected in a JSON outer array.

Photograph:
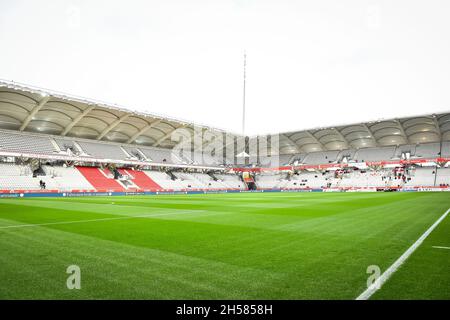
[[76, 166, 125, 192], [117, 169, 162, 191]]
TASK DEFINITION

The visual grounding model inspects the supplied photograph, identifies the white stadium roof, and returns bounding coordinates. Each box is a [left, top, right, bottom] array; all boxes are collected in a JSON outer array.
[[0, 79, 449, 156], [274, 112, 450, 154], [0, 79, 242, 149]]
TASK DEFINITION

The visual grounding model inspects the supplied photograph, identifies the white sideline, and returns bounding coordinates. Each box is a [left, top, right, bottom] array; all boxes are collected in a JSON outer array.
[[356, 207, 450, 300], [0, 209, 212, 230]]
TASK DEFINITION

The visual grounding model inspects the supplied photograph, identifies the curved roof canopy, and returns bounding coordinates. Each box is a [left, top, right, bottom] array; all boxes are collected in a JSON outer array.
[[275, 113, 450, 154], [0, 79, 449, 156], [0, 80, 240, 149]]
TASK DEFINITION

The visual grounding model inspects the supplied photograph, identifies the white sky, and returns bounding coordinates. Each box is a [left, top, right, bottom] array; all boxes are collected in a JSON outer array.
[[0, 0, 449, 135]]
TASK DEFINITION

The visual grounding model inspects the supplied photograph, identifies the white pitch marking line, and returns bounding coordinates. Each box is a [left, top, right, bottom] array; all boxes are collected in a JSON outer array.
[[432, 246, 450, 250], [0, 209, 211, 230], [356, 207, 450, 300]]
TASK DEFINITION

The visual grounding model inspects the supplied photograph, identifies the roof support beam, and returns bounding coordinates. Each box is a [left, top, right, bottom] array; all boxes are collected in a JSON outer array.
[[126, 119, 163, 144], [432, 116, 442, 140], [61, 105, 95, 136], [395, 120, 410, 144], [362, 123, 379, 147], [281, 134, 301, 153], [305, 131, 327, 151], [96, 114, 130, 140], [19, 96, 50, 131], [332, 128, 351, 148], [153, 124, 189, 147]]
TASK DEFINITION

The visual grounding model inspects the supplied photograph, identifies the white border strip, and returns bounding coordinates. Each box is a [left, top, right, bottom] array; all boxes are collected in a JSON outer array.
[[356, 207, 450, 300]]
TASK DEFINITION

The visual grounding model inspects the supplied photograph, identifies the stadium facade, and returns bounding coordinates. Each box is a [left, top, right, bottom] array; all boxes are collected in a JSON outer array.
[[0, 79, 449, 196]]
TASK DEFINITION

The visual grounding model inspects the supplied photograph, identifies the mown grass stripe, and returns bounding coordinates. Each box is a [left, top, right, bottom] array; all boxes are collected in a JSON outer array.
[[0, 209, 220, 229]]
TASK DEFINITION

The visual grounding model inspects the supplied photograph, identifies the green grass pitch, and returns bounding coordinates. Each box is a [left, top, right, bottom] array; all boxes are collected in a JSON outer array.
[[0, 192, 449, 300]]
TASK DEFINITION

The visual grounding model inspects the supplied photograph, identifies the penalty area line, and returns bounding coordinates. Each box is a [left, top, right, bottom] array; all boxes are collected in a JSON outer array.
[[356, 207, 450, 300]]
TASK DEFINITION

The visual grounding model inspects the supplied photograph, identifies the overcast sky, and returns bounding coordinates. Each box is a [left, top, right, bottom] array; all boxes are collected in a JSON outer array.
[[0, 0, 449, 135]]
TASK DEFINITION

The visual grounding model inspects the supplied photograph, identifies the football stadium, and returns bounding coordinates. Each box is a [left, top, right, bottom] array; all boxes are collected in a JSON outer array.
[[1, 2, 450, 309], [0, 79, 449, 301]]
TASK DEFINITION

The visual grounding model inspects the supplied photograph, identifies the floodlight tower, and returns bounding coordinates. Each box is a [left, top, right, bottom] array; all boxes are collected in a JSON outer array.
[[242, 52, 247, 135], [236, 53, 250, 165]]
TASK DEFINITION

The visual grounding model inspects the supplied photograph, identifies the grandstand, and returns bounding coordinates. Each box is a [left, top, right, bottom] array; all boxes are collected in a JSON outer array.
[[0, 79, 449, 194], [0, 79, 449, 302]]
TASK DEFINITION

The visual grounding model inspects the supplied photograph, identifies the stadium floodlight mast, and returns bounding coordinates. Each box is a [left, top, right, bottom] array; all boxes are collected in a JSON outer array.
[[237, 52, 250, 159], [242, 52, 246, 135]]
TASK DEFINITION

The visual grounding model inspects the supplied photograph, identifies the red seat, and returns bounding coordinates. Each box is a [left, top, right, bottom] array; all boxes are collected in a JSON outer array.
[[76, 167, 124, 192], [118, 169, 162, 191]]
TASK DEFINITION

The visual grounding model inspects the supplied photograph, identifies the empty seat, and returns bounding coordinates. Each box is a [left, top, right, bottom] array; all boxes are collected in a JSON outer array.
[[354, 147, 396, 162], [76, 166, 125, 191], [441, 141, 450, 157], [278, 154, 295, 165], [0, 130, 56, 154], [0, 163, 59, 190], [54, 138, 78, 152], [77, 141, 128, 160], [43, 165, 95, 190], [139, 147, 180, 164], [302, 151, 340, 164], [144, 171, 184, 189], [413, 143, 440, 159], [215, 174, 244, 189], [436, 168, 450, 185]]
